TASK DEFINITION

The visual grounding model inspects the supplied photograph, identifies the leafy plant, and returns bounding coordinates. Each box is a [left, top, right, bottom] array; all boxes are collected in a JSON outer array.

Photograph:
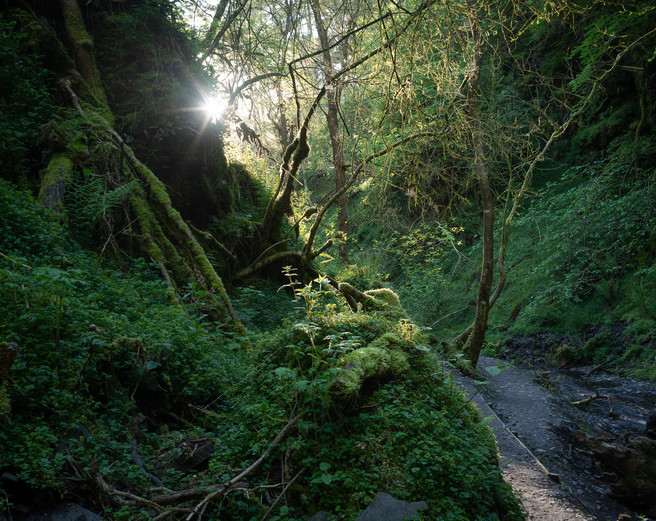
[[65, 170, 138, 239]]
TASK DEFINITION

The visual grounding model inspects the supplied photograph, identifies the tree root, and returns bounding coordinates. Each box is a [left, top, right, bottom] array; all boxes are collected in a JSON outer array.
[[59, 68, 244, 334]]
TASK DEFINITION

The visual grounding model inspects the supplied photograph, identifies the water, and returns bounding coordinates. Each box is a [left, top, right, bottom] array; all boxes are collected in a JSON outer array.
[[552, 365, 656, 436]]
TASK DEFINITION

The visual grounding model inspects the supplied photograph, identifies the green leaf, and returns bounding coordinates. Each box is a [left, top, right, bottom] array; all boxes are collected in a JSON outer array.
[[485, 365, 505, 378]]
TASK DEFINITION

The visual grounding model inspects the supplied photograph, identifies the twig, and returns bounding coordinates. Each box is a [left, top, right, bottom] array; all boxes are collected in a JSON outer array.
[[585, 358, 612, 377], [430, 307, 468, 327], [0, 250, 33, 270], [185, 413, 299, 520], [260, 469, 305, 521]]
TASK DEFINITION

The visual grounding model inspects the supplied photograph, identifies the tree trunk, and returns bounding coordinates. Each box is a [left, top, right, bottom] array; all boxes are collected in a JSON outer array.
[[60, 0, 113, 125], [59, 0, 243, 334], [462, 1, 493, 370], [310, 0, 349, 263]]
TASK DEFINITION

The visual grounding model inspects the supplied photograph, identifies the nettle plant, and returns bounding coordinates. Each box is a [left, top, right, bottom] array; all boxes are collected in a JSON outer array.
[[279, 266, 359, 367]]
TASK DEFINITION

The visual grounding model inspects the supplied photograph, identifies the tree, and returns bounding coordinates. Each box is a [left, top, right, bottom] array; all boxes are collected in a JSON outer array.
[[39, 0, 245, 332], [309, 0, 349, 262]]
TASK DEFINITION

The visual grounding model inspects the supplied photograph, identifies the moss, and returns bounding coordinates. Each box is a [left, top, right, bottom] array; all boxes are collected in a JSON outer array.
[[0, 385, 10, 417], [61, 0, 114, 125], [552, 343, 577, 366], [367, 332, 411, 352], [330, 346, 409, 400], [38, 153, 74, 208], [364, 288, 401, 308]]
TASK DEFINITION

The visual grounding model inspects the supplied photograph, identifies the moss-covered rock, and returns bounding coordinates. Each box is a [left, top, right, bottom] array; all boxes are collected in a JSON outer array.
[[38, 153, 74, 209], [330, 345, 410, 400]]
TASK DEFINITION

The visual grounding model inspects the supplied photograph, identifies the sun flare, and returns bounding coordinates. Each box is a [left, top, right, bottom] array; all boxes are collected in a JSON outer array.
[[202, 95, 228, 123]]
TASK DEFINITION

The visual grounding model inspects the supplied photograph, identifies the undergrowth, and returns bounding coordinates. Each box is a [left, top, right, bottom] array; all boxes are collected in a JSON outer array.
[[0, 179, 522, 519]]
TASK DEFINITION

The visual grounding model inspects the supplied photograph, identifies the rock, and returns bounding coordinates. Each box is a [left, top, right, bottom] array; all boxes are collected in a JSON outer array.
[[307, 512, 339, 521], [355, 492, 428, 521], [645, 412, 656, 439], [575, 430, 656, 517], [172, 440, 215, 472], [25, 502, 103, 521]]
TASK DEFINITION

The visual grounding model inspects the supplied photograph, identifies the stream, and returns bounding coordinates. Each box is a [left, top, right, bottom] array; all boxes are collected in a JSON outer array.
[[552, 365, 656, 437], [478, 354, 656, 521]]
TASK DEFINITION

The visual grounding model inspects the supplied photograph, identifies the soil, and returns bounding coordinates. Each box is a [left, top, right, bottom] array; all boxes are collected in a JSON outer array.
[[457, 355, 651, 521]]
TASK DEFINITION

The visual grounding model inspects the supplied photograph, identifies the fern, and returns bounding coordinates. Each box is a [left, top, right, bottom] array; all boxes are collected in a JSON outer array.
[[66, 171, 138, 232], [99, 179, 138, 219]]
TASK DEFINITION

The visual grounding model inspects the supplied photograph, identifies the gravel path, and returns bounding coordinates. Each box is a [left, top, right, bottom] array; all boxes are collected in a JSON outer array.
[[456, 356, 637, 521]]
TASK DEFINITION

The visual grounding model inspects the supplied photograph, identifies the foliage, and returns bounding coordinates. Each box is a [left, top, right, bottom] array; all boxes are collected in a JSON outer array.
[[205, 269, 521, 520], [0, 13, 58, 182], [375, 221, 464, 325], [0, 178, 522, 519], [65, 169, 139, 242], [408, 134, 656, 378], [0, 180, 247, 492]]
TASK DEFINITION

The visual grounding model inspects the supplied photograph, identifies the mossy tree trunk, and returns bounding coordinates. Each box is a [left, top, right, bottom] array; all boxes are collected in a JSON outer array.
[[56, 0, 243, 334]]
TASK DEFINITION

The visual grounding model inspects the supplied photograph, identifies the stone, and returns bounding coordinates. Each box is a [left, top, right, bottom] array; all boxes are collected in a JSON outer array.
[[575, 430, 656, 517], [307, 512, 339, 521], [25, 502, 103, 521], [172, 440, 215, 472], [645, 412, 656, 439], [355, 492, 428, 521]]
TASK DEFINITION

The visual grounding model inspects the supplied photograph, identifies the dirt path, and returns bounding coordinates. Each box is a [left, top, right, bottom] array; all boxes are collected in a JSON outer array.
[[456, 356, 638, 521]]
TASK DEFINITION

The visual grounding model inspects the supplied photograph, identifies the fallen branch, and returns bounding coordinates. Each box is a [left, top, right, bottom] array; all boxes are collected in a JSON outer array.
[[571, 390, 611, 407], [585, 358, 612, 377], [261, 469, 305, 521], [185, 413, 299, 520], [0, 250, 33, 270], [94, 413, 300, 517], [430, 307, 468, 327]]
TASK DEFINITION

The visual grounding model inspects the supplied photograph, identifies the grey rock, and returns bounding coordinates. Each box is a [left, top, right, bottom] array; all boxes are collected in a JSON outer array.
[[645, 412, 656, 439], [172, 440, 215, 472], [307, 512, 339, 521], [355, 492, 428, 521], [26, 502, 103, 521]]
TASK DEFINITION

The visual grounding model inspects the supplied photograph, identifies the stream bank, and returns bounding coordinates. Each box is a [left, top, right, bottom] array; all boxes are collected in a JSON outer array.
[[458, 355, 656, 521]]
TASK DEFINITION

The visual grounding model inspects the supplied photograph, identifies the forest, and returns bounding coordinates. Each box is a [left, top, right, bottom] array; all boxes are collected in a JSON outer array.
[[0, 0, 654, 519]]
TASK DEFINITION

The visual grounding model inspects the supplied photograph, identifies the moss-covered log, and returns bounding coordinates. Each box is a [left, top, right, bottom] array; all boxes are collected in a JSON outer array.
[[329, 337, 410, 401]]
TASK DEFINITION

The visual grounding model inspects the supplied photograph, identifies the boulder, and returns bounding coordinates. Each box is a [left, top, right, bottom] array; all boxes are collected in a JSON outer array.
[[575, 430, 656, 517], [354, 492, 428, 521], [172, 440, 215, 472], [25, 502, 103, 521]]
